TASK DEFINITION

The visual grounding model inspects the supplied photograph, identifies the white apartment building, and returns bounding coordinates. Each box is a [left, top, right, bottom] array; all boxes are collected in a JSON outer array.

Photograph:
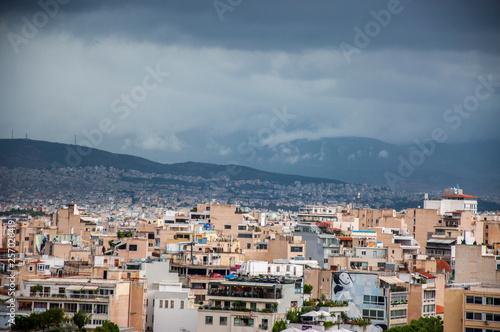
[[424, 187, 478, 215]]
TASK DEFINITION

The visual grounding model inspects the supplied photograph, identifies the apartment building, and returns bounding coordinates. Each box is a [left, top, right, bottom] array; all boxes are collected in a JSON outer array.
[[424, 187, 478, 215], [445, 284, 500, 332], [197, 276, 302, 331], [152, 280, 197, 332], [17, 277, 146, 331], [454, 245, 500, 284], [293, 224, 340, 268], [331, 272, 408, 329], [407, 272, 438, 321]]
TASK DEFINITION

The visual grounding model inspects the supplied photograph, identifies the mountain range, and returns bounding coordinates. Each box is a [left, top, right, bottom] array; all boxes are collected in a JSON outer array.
[[1, 137, 499, 197], [0, 139, 343, 186]]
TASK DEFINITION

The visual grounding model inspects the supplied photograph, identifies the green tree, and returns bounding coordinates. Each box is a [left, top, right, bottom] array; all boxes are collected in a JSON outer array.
[[272, 319, 287, 332], [94, 320, 120, 332], [12, 307, 66, 331], [303, 284, 313, 294], [385, 316, 443, 332], [73, 310, 92, 331]]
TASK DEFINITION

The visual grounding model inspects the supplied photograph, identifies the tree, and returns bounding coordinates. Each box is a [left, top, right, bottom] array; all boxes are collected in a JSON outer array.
[[385, 316, 443, 332], [303, 284, 313, 294], [73, 310, 92, 331], [272, 319, 287, 332], [94, 320, 120, 332], [12, 307, 66, 331]]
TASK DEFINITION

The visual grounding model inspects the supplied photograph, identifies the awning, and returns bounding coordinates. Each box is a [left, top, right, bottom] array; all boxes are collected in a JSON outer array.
[[66, 285, 84, 291], [82, 286, 98, 291], [426, 238, 455, 244], [379, 276, 405, 285]]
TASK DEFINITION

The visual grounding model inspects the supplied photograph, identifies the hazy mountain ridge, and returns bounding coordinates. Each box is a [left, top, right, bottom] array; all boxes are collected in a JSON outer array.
[[0, 139, 345, 186], [234, 137, 500, 195]]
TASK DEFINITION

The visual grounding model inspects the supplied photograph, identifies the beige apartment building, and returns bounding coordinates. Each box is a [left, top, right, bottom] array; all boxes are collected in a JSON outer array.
[[406, 208, 441, 253], [196, 203, 244, 237], [454, 244, 500, 284], [445, 284, 500, 332], [17, 277, 146, 331]]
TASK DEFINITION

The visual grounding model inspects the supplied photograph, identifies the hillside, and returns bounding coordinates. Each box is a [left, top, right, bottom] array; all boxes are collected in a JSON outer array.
[[0, 139, 344, 186]]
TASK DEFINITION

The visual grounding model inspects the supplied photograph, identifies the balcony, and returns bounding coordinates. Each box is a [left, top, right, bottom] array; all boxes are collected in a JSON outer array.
[[389, 286, 408, 293]]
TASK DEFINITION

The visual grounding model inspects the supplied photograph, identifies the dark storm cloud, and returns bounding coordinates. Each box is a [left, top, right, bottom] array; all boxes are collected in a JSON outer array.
[[2, 1, 500, 53], [0, 0, 499, 167]]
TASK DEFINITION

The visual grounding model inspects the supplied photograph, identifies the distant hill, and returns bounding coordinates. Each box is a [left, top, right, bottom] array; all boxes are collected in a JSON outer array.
[[225, 137, 500, 196], [0, 139, 345, 186]]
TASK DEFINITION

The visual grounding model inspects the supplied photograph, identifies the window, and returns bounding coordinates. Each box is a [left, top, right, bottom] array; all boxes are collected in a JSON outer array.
[[251, 303, 257, 311], [486, 297, 500, 305], [180, 301, 184, 309], [238, 233, 252, 238], [290, 246, 303, 252], [59, 287, 65, 294], [99, 289, 114, 296], [424, 290, 435, 299], [37, 264, 44, 272], [64, 303, 77, 313], [362, 309, 384, 320], [49, 303, 61, 309], [423, 304, 435, 313], [129, 244, 137, 251], [465, 328, 483, 332], [361, 250, 367, 255], [171, 300, 174, 309], [220, 316, 227, 325], [234, 317, 254, 326], [159, 300, 163, 308], [391, 309, 407, 319], [262, 318, 269, 330], [205, 316, 213, 325], [79, 303, 93, 313], [363, 295, 385, 306], [94, 304, 108, 314], [224, 225, 231, 229], [93, 319, 106, 325], [29, 266, 34, 272]]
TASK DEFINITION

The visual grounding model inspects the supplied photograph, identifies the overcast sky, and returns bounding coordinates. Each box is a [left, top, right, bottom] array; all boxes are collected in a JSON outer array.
[[1, 0, 499, 165]]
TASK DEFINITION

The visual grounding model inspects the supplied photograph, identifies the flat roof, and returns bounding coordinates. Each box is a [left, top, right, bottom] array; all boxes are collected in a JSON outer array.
[[379, 276, 405, 285]]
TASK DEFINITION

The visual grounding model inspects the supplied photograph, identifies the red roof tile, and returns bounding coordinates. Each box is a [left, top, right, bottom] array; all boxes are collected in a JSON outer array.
[[440, 194, 477, 199], [436, 260, 453, 272], [436, 305, 444, 314], [419, 272, 436, 279]]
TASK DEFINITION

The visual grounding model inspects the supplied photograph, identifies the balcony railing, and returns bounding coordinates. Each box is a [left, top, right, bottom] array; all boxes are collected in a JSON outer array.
[[208, 290, 282, 299], [390, 286, 408, 293]]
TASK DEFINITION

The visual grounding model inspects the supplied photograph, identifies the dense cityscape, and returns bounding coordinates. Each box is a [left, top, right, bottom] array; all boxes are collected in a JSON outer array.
[[1, 183, 500, 331], [1, 1, 500, 331]]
